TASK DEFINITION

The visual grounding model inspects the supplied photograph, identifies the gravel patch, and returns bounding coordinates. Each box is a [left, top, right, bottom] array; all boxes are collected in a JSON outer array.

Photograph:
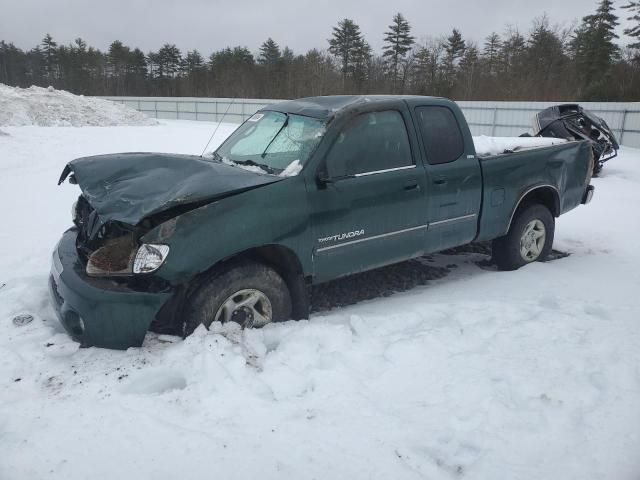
[[310, 242, 570, 313], [310, 259, 450, 313]]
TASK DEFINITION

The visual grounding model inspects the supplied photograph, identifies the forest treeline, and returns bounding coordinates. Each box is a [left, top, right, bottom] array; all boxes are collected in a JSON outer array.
[[1, 0, 639, 101]]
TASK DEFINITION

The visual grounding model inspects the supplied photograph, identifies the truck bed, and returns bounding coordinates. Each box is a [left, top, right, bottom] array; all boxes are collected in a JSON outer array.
[[475, 140, 593, 242], [473, 135, 569, 157]]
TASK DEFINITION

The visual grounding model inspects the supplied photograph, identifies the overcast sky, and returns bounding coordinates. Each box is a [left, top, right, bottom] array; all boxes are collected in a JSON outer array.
[[0, 0, 634, 54]]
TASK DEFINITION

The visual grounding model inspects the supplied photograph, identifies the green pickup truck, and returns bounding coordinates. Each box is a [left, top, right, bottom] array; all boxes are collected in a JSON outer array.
[[51, 95, 595, 349]]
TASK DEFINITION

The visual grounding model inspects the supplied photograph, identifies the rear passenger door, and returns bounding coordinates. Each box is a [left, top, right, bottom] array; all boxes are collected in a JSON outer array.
[[414, 105, 482, 252], [309, 108, 427, 282]]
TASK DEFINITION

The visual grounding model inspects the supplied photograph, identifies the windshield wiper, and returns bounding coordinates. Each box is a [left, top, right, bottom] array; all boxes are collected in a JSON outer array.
[[234, 159, 277, 175], [261, 114, 289, 158], [211, 151, 275, 174]]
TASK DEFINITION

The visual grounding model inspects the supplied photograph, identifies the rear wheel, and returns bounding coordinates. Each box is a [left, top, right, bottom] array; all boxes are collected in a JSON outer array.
[[492, 204, 555, 271], [183, 260, 292, 337]]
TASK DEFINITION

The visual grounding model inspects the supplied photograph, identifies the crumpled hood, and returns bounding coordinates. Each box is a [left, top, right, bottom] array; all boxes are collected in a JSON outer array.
[[59, 152, 281, 226]]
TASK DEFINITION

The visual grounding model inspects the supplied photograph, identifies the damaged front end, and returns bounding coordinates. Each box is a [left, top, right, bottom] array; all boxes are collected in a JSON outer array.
[[59, 151, 284, 283], [51, 151, 285, 349], [47, 192, 178, 349], [531, 104, 619, 175], [72, 194, 170, 279]]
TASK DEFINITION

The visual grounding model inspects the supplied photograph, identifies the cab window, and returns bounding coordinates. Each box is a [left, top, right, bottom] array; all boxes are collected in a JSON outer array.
[[415, 106, 464, 165], [325, 110, 413, 178]]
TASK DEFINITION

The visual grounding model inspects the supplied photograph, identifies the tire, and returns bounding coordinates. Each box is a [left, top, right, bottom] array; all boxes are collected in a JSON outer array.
[[492, 204, 555, 271], [183, 260, 292, 337]]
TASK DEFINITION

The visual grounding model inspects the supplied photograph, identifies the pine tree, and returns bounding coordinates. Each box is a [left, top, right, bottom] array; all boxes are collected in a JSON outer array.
[[351, 38, 372, 89], [443, 29, 465, 89], [500, 29, 526, 71], [445, 29, 465, 64], [258, 38, 281, 66], [623, 1, 640, 49], [129, 48, 147, 95], [183, 50, 204, 73], [571, 0, 620, 97], [107, 40, 132, 95], [183, 50, 205, 96], [107, 41, 129, 75], [41, 33, 57, 81], [382, 13, 415, 91], [527, 17, 567, 98], [412, 39, 446, 95], [157, 44, 182, 78], [0, 41, 28, 86], [328, 18, 365, 83], [410, 46, 430, 94], [459, 41, 479, 98], [500, 29, 527, 98], [483, 32, 502, 75], [150, 44, 182, 95], [68, 38, 89, 93], [25, 46, 46, 85]]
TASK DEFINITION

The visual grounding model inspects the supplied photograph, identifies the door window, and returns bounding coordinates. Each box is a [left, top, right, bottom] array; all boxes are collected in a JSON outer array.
[[415, 106, 464, 165], [325, 110, 413, 177]]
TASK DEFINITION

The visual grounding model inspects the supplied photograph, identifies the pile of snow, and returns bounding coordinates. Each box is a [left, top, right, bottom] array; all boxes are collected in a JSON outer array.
[[0, 121, 639, 479], [279, 159, 303, 177], [473, 135, 567, 156], [0, 84, 157, 127]]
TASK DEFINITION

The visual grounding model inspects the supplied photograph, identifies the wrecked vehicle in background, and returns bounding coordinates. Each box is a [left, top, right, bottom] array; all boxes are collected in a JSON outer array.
[[529, 104, 619, 175], [50, 95, 595, 350]]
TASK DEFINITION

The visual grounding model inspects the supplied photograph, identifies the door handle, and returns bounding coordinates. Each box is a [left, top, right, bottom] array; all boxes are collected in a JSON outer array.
[[434, 178, 447, 185], [403, 181, 420, 191]]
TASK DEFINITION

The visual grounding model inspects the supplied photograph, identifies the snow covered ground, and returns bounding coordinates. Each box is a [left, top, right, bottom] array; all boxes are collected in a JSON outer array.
[[1, 120, 639, 480]]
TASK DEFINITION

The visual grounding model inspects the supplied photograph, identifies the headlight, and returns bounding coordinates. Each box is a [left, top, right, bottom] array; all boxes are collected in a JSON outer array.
[[133, 244, 170, 274], [86, 235, 137, 277], [86, 237, 169, 277]]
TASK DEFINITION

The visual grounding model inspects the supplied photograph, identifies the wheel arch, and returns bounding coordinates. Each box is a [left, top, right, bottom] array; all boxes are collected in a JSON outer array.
[[194, 243, 309, 321], [505, 185, 560, 235]]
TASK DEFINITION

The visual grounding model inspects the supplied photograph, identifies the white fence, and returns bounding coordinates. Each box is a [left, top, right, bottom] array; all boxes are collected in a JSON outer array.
[[101, 96, 640, 148]]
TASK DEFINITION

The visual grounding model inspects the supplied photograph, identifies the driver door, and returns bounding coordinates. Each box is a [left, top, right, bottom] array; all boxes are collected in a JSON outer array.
[[308, 108, 428, 282]]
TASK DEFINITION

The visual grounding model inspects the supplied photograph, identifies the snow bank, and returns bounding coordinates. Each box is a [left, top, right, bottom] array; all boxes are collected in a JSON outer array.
[[473, 135, 567, 156], [0, 122, 639, 479], [0, 84, 157, 127]]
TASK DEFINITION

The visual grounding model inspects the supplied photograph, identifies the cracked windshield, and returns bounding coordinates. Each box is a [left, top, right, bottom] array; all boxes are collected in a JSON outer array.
[[215, 111, 326, 175]]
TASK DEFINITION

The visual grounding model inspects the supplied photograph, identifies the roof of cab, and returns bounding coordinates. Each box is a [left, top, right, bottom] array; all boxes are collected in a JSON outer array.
[[262, 95, 445, 120]]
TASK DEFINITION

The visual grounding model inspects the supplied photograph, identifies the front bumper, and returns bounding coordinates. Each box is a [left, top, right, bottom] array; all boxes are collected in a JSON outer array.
[[582, 185, 595, 204], [49, 228, 173, 349]]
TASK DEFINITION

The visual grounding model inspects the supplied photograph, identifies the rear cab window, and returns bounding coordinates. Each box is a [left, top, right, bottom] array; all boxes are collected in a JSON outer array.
[[325, 110, 414, 177], [415, 106, 465, 165]]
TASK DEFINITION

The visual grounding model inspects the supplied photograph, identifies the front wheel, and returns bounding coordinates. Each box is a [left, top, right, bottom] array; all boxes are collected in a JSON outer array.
[[183, 260, 292, 337], [492, 204, 555, 271]]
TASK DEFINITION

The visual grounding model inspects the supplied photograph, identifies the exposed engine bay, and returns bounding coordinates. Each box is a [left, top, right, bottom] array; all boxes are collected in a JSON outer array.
[[529, 104, 619, 175]]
